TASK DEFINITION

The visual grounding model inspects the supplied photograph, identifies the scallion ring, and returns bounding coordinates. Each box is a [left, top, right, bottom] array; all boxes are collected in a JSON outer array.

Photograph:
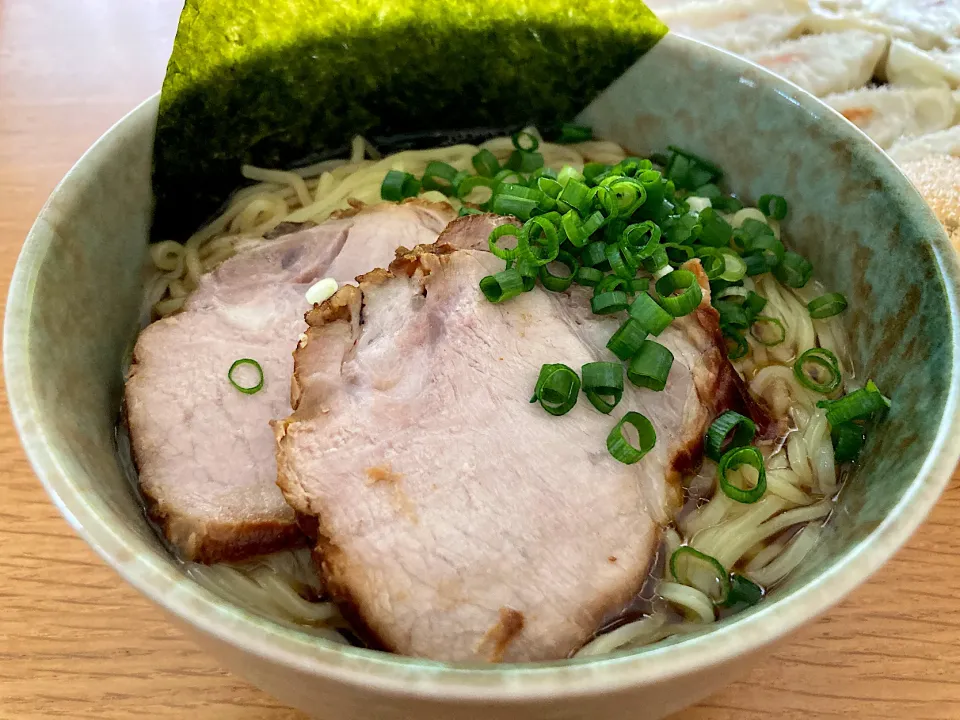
[[380, 170, 421, 202], [750, 315, 786, 346], [607, 318, 649, 361], [629, 293, 673, 335], [574, 266, 604, 287], [705, 410, 757, 462], [670, 547, 730, 604], [582, 362, 625, 414], [606, 412, 657, 465], [517, 216, 560, 266], [793, 347, 842, 394], [420, 161, 459, 195], [512, 130, 540, 152], [717, 445, 767, 503], [228, 358, 265, 395], [538, 252, 579, 293], [758, 194, 788, 220], [471, 148, 500, 177], [808, 292, 848, 319], [773, 251, 813, 288], [655, 269, 703, 317], [591, 291, 630, 315], [721, 574, 764, 608], [817, 380, 891, 426], [487, 224, 521, 261], [531, 363, 580, 416], [627, 340, 674, 391], [479, 268, 526, 303]]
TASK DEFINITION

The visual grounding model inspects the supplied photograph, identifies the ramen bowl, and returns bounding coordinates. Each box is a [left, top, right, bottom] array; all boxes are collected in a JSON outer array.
[[6, 33, 960, 720]]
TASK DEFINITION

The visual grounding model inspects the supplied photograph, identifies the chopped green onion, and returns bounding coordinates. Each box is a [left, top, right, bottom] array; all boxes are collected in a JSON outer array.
[[512, 131, 540, 152], [458, 206, 482, 216], [743, 253, 770, 276], [580, 241, 609, 268], [725, 330, 749, 360], [558, 165, 585, 187], [471, 149, 500, 177], [696, 248, 726, 280], [642, 246, 670, 275], [583, 162, 611, 185], [582, 362, 624, 414], [591, 291, 630, 315], [479, 268, 526, 303], [487, 224, 520, 261], [665, 146, 722, 191], [518, 216, 559, 266], [721, 574, 764, 608], [715, 300, 749, 330], [531, 363, 580, 416], [744, 291, 768, 318], [562, 210, 604, 247], [558, 180, 595, 216], [629, 292, 673, 335], [596, 275, 631, 295], [600, 176, 647, 216], [492, 194, 538, 220], [607, 318, 649, 361], [698, 208, 732, 248], [773, 251, 813, 288], [506, 149, 544, 173], [420, 161, 459, 195], [228, 358, 265, 395], [656, 270, 703, 317], [818, 380, 890, 426], [538, 177, 563, 199], [664, 243, 696, 267], [719, 251, 747, 282], [556, 123, 593, 144], [454, 175, 494, 201], [793, 347, 842, 394], [744, 235, 785, 271], [750, 315, 786, 346], [662, 214, 701, 245], [539, 251, 579, 292], [758, 194, 788, 220], [808, 292, 848, 319], [637, 170, 666, 208], [627, 340, 674, 391], [380, 170, 421, 201], [832, 422, 866, 463], [622, 221, 662, 254], [717, 445, 767, 503], [705, 410, 757, 462], [606, 412, 657, 464], [670, 547, 730, 604], [607, 243, 638, 280], [574, 266, 604, 287]]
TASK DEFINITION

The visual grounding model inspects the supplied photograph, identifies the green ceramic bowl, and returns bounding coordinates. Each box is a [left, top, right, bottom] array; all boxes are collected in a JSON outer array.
[[6, 34, 960, 720]]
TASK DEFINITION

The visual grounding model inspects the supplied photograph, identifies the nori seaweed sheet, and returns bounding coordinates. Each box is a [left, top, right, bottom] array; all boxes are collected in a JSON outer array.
[[153, 0, 667, 240]]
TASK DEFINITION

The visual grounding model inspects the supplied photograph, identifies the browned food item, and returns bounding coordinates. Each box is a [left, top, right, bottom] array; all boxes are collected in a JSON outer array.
[[126, 200, 455, 563], [274, 219, 761, 662], [901, 154, 960, 249]]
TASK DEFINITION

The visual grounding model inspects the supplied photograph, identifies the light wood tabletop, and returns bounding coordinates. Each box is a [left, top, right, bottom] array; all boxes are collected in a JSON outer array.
[[2, 2, 959, 719]]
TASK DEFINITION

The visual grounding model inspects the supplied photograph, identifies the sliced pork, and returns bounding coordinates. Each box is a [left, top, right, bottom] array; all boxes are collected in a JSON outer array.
[[274, 219, 755, 662], [125, 200, 456, 563]]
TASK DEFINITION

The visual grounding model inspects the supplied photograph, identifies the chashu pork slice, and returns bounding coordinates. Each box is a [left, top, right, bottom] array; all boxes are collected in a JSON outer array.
[[126, 200, 456, 563], [274, 220, 755, 662]]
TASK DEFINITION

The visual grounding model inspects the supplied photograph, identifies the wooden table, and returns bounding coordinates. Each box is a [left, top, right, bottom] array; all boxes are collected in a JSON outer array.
[[2, 2, 959, 718]]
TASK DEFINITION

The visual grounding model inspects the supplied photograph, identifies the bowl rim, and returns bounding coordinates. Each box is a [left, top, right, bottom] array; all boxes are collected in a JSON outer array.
[[7, 32, 960, 702]]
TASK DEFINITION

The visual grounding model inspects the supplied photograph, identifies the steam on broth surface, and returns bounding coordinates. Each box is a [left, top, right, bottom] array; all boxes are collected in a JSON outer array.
[[130, 126, 890, 660]]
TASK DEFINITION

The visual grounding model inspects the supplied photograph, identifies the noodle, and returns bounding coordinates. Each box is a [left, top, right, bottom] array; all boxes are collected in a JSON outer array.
[[147, 131, 851, 658]]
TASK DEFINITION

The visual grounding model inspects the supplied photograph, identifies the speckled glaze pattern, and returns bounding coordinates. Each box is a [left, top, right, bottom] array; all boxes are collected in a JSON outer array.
[[5, 34, 960, 720]]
